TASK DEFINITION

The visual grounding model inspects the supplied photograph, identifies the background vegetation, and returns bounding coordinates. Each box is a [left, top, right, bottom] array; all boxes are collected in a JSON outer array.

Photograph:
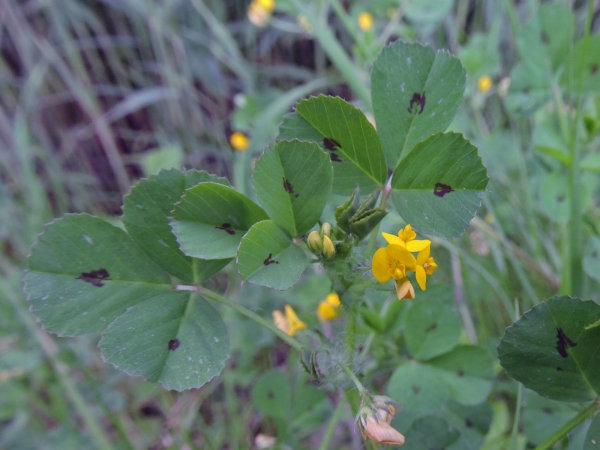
[[1, 0, 599, 449]]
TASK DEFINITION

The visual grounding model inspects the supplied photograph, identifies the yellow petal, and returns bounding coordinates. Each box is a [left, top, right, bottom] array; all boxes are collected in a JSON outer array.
[[382, 232, 406, 247], [325, 293, 341, 306], [318, 301, 338, 321], [416, 244, 431, 265], [387, 244, 417, 272], [406, 239, 431, 252], [284, 305, 306, 336], [273, 310, 288, 334], [395, 278, 415, 300], [416, 265, 427, 291], [372, 247, 393, 283]]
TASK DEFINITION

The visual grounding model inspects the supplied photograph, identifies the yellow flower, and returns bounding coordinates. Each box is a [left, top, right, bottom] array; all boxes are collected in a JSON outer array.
[[358, 406, 405, 446], [358, 12, 373, 31], [382, 224, 430, 252], [478, 75, 492, 93], [273, 305, 306, 336], [256, 0, 275, 13], [372, 244, 417, 283], [248, 0, 274, 27], [415, 245, 437, 291], [230, 131, 249, 151], [317, 293, 341, 321]]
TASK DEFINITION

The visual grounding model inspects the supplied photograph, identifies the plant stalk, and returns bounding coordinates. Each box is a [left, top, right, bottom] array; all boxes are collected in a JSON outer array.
[[534, 398, 600, 450]]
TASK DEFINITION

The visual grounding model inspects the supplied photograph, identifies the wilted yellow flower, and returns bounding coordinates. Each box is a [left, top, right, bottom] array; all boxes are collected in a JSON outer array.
[[395, 277, 415, 300], [358, 405, 405, 446], [230, 131, 249, 151], [273, 305, 306, 336], [478, 75, 492, 93], [317, 293, 341, 321], [382, 224, 430, 252], [358, 12, 373, 31]]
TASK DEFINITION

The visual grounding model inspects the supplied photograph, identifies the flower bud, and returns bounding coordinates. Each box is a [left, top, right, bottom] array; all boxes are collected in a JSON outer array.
[[307, 231, 323, 253], [321, 222, 332, 238], [322, 235, 335, 259]]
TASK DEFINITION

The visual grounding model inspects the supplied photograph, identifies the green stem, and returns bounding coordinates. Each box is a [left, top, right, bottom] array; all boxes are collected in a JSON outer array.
[[191, 285, 304, 352], [2, 280, 115, 450], [318, 393, 346, 450], [568, 0, 594, 298], [365, 177, 393, 257], [534, 398, 600, 450], [338, 361, 367, 397]]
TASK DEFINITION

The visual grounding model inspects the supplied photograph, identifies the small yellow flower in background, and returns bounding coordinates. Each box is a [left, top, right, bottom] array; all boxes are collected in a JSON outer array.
[[273, 305, 306, 336], [230, 132, 249, 151], [358, 12, 374, 31], [415, 245, 437, 291], [317, 293, 341, 321], [478, 75, 493, 93], [382, 224, 430, 252], [248, 0, 275, 27], [256, 0, 275, 13]]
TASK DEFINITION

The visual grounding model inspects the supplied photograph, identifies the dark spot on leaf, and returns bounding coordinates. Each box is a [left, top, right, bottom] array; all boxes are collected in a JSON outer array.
[[76, 269, 110, 287], [543, 407, 553, 415], [556, 328, 577, 358], [541, 31, 550, 44], [268, 391, 275, 399], [591, 64, 598, 74], [407, 91, 426, 114], [557, 195, 565, 203], [330, 153, 342, 163], [457, 369, 465, 377], [412, 384, 421, 394], [465, 419, 473, 428], [264, 253, 279, 266], [556, 367, 563, 371], [425, 323, 437, 333], [168, 339, 180, 351], [283, 178, 294, 193], [593, 251, 598, 258], [295, 194, 299, 198], [523, 87, 530, 95], [434, 182, 454, 197], [216, 223, 235, 235], [139, 402, 163, 418], [323, 138, 341, 151]]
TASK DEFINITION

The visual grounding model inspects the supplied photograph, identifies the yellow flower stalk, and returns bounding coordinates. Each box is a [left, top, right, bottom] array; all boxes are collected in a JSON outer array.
[[273, 305, 306, 336], [358, 12, 374, 31], [230, 131, 249, 151], [478, 75, 492, 93], [317, 293, 341, 321], [382, 224, 430, 252], [415, 245, 437, 291]]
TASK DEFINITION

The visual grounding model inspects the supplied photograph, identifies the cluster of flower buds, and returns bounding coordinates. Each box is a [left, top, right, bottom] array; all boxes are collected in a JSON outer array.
[[357, 395, 405, 446], [306, 222, 336, 259]]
